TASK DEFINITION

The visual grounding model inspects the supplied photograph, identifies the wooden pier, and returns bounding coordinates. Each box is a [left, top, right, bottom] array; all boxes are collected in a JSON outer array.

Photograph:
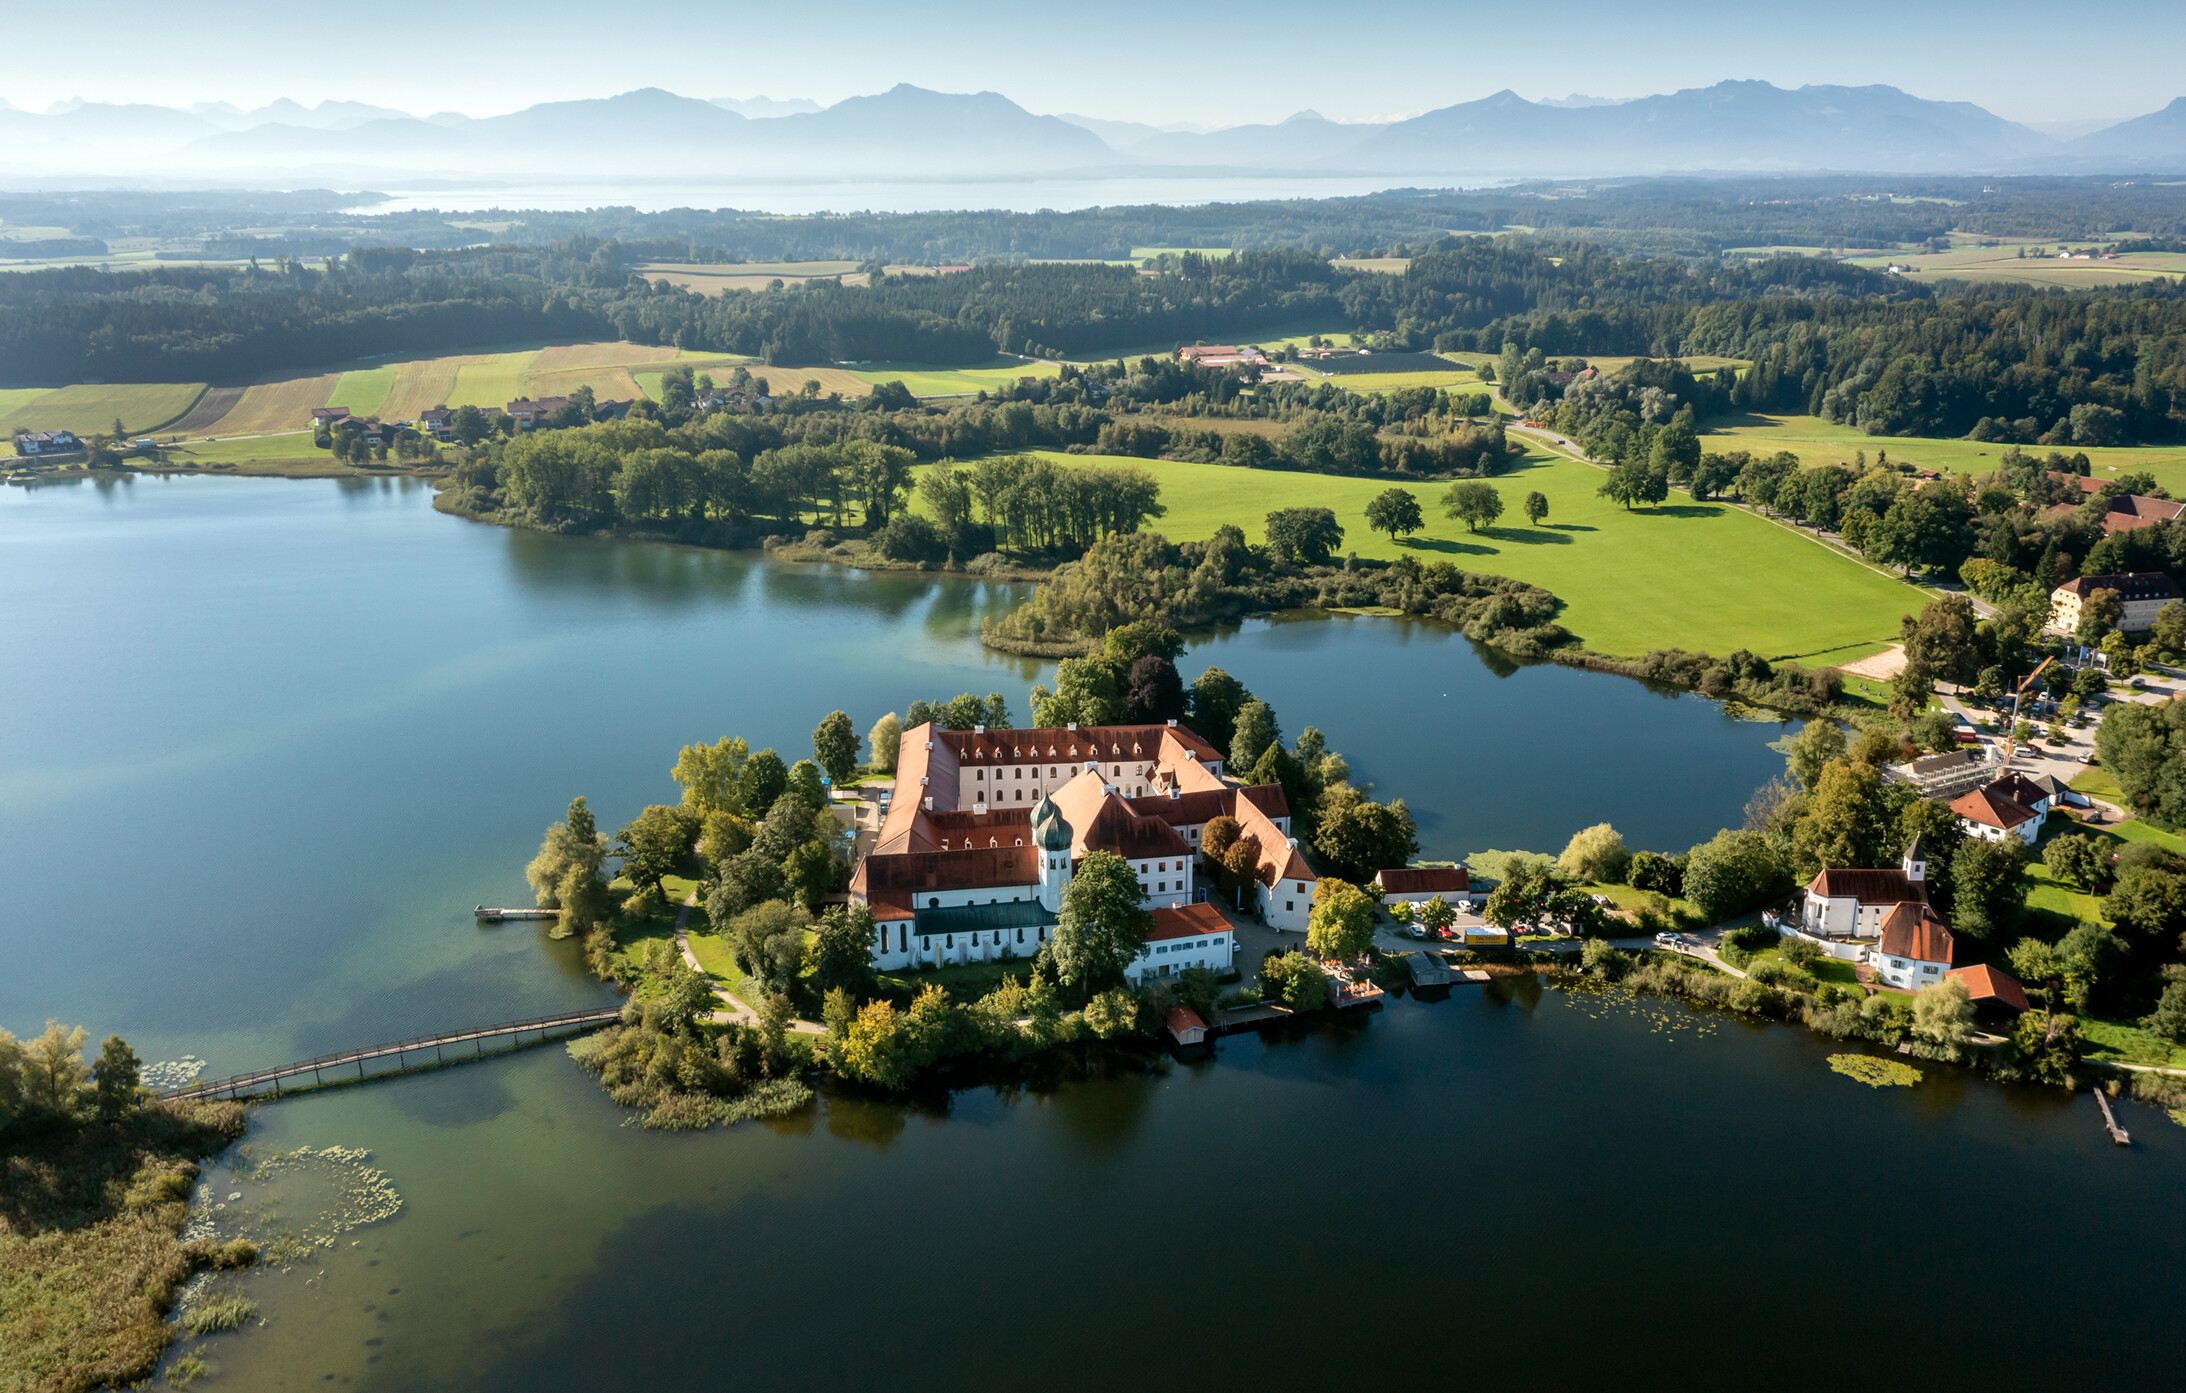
[[1207, 1002, 1294, 1035], [475, 906, 561, 921], [2095, 1088, 2132, 1147], [162, 1007, 623, 1101]]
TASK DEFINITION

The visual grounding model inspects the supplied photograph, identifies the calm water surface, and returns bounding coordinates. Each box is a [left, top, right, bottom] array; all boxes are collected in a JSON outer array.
[[3, 475, 2179, 1390]]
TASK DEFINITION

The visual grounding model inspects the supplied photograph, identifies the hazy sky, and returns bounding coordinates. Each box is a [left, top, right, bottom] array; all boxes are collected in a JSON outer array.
[[5, 0, 2176, 127]]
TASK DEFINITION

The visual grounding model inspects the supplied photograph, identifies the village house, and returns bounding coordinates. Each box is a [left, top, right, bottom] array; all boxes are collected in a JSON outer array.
[[504, 397, 569, 430], [1870, 903, 1955, 991], [1373, 865, 1485, 908], [849, 719, 1317, 969], [1796, 840, 1930, 948], [309, 406, 351, 427], [419, 408, 455, 439], [1950, 780, 2043, 847], [2044, 492, 2186, 536], [11, 429, 85, 457], [2047, 572, 2183, 635]]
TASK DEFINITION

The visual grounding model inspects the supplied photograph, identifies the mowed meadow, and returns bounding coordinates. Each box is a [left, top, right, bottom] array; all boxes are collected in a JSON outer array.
[[1704, 411, 2186, 496], [913, 447, 1927, 660]]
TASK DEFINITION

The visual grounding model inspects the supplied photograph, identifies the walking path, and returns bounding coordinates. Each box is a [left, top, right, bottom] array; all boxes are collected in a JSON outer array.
[[673, 890, 824, 1034]]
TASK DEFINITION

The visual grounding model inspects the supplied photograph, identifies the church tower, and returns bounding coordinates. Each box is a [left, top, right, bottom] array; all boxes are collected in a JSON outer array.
[[1033, 792, 1074, 913]]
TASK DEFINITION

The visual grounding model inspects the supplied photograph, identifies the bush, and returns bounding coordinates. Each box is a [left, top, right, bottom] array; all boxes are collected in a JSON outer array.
[[875, 512, 946, 563], [1780, 935, 1822, 971], [1627, 850, 1684, 896], [1581, 938, 1635, 980]]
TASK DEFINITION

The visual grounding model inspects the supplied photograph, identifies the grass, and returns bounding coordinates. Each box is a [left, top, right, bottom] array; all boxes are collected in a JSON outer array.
[[1703, 411, 2186, 496], [877, 957, 1038, 998], [924, 446, 1926, 658], [0, 387, 55, 421], [1, 383, 207, 441], [1740, 943, 1865, 993], [1306, 370, 1482, 392], [0, 1100, 249, 1393], [331, 365, 398, 419], [850, 356, 1059, 396], [2070, 767, 2126, 804], [188, 374, 339, 436], [448, 352, 537, 411], [2078, 1014, 2186, 1069]]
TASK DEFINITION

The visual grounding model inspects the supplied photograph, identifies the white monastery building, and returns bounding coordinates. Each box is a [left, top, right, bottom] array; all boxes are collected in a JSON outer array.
[[851, 720, 1317, 971]]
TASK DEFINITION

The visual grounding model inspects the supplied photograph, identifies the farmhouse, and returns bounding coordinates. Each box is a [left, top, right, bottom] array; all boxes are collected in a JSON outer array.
[[1869, 903, 1954, 991], [419, 408, 455, 438], [1797, 841, 1929, 944], [850, 719, 1317, 969], [12, 429, 86, 457], [310, 406, 351, 426], [1950, 780, 2042, 846], [1176, 345, 1269, 369], [2047, 572, 2183, 635]]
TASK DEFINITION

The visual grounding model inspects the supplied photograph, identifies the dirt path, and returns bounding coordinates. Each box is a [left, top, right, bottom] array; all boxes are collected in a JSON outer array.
[[673, 890, 825, 1034]]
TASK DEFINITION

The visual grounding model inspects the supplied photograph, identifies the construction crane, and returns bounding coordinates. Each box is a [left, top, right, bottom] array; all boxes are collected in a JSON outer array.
[[2002, 656, 2055, 763]]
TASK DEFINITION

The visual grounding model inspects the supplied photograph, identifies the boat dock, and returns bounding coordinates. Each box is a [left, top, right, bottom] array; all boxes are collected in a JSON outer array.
[[1404, 952, 1492, 988], [2095, 1088, 2132, 1147], [475, 906, 560, 921]]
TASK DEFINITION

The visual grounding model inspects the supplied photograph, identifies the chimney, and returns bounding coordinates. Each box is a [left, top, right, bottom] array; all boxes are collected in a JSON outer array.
[[974, 724, 985, 734], [1166, 718, 1177, 727], [923, 797, 934, 811], [1066, 722, 1077, 731]]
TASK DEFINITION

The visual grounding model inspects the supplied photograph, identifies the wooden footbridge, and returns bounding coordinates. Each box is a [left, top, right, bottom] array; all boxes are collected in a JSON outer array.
[[162, 1007, 623, 1102]]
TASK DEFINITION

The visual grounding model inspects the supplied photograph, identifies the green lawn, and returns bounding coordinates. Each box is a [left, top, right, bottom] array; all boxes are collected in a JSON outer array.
[[2078, 1014, 2186, 1069], [850, 357, 1060, 397], [922, 447, 1926, 658], [448, 352, 540, 411], [1703, 412, 2186, 496], [0, 387, 54, 423], [0, 383, 207, 440], [684, 929, 750, 1000], [878, 957, 1039, 998], [2070, 767, 2125, 804], [1740, 943, 1865, 993]]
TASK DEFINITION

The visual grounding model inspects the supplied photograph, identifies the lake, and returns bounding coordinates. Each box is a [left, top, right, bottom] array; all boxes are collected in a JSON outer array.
[[4, 474, 2179, 1390]]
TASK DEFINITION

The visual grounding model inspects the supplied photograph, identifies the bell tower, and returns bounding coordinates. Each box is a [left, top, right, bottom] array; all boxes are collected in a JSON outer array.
[[1033, 792, 1074, 913]]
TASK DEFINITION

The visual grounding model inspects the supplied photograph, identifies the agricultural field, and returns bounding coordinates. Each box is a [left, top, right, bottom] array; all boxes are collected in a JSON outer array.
[[1703, 411, 2186, 494], [0, 383, 207, 439], [1330, 257, 1409, 274], [1308, 370, 1482, 391], [1129, 247, 1233, 261], [332, 364, 399, 419], [850, 356, 1059, 397], [916, 446, 1925, 658], [1844, 243, 2186, 288], [635, 260, 862, 295]]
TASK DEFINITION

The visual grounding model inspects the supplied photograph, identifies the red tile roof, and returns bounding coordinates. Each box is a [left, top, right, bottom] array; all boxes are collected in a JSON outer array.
[[1805, 869, 1926, 904], [2053, 572, 2184, 603], [936, 721, 1223, 767], [1951, 784, 2038, 831], [1947, 963, 2029, 1011], [1050, 770, 1192, 860], [1164, 1006, 1207, 1041], [1148, 902, 1231, 941], [1375, 866, 1468, 895], [852, 844, 1037, 900], [1876, 904, 1955, 965]]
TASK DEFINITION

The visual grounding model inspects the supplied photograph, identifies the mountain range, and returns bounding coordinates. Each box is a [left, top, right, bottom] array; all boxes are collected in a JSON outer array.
[[0, 81, 2181, 184]]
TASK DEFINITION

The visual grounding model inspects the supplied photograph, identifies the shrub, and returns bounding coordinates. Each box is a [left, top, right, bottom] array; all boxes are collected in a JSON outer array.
[[1581, 939, 1634, 981], [1627, 849, 1684, 896], [1780, 935, 1823, 971]]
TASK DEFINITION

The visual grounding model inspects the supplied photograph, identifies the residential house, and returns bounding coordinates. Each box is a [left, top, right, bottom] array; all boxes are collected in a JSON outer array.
[[419, 408, 455, 439], [310, 406, 351, 427], [1374, 865, 1483, 908], [1950, 780, 2042, 846], [2048, 572, 2184, 635], [1947, 963, 2030, 1023], [504, 397, 569, 430], [1869, 903, 1954, 991], [1798, 840, 1930, 945], [11, 429, 85, 457]]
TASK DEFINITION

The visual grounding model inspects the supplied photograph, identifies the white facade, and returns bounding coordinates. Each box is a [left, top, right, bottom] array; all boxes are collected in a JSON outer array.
[[1126, 929, 1235, 983], [1257, 872, 1314, 932], [1958, 812, 2040, 847], [1869, 948, 1950, 991]]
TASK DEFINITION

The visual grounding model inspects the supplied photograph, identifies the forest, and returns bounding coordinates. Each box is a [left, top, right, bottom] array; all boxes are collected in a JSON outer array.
[[7, 233, 2186, 443], [12, 175, 2186, 262]]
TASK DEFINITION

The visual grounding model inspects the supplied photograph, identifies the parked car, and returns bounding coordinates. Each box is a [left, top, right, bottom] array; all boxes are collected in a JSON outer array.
[[1409, 924, 1428, 940], [1653, 932, 1680, 948]]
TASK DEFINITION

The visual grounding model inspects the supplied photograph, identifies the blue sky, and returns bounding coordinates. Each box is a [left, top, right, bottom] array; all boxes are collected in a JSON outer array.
[[6, 0, 2177, 127]]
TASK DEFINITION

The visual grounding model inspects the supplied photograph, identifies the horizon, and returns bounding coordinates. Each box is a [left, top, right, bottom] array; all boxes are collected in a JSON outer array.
[[3, 0, 2179, 128]]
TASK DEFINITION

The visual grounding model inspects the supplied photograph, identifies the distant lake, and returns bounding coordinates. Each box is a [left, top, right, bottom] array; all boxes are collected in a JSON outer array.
[[10, 475, 2177, 1391], [353, 173, 1523, 217]]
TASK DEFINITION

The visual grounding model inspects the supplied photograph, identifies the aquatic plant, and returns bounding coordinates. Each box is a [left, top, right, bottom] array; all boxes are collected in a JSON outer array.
[[180, 1293, 258, 1335], [1828, 1054, 1922, 1088]]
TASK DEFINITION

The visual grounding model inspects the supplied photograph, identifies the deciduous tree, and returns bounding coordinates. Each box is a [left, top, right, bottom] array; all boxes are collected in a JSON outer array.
[[1047, 850, 1153, 988], [1365, 488, 1424, 542], [1442, 480, 1505, 532], [1307, 879, 1377, 961], [812, 711, 859, 786]]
